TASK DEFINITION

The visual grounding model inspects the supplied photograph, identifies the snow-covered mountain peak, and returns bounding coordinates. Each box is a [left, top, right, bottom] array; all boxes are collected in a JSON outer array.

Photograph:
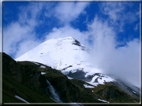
[[16, 36, 89, 69], [16, 36, 115, 86], [59, 36, 75, 41], [36, 36, 84, 50]]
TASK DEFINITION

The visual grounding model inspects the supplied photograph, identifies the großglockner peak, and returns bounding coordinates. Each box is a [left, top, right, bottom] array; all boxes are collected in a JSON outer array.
[[16, 36, 90, 70], [15, 37, 114, 84], [15, 37, 140, 98]]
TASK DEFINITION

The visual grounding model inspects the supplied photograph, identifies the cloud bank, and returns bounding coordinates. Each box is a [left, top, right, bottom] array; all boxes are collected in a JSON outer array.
[[87, 17, 140, 87]]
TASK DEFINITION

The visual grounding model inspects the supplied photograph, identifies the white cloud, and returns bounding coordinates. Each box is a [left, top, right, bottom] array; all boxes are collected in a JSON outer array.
[[134, 23, 139, 31], [3, 22, 41, 58], [45, 25, 87, 44], [18, 3, 44, 27], [87, 16, 116, 67], [100, 2, 139, 32], [101, 3, 125, 22], [3, 3, 45, 58], [15, 40, 41, 58], [86, 16, 140, 87], [54, 2, 89, 24], [111, 39, 140, 86]]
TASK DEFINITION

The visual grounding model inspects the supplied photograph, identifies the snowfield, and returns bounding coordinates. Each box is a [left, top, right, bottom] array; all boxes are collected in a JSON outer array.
[[89, 73, 115, 85], [67, 76, 73, 80], [98, 99, 109, 103], [40, 65, 46, 68], [83, 84, 94, 88], [41, 72, 46, 75], [34, 62, 39, 65], [16, 37, 89, 70]]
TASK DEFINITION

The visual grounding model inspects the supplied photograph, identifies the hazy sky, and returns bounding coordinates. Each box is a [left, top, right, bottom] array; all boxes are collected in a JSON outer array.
[[3, 1, 141, 87]]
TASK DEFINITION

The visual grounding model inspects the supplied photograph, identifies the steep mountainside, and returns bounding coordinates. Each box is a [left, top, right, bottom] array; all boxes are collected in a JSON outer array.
[[16, 37, 89, 70], [3, 52, 54, 103], [2, 52, 140, 104]]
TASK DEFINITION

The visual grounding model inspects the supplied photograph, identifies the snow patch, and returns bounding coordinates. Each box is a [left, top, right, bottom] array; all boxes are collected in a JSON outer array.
[[98, 76, 115, 84], [132, 91, 137, 94], [67, 76, 73, 80], [34, 62, 39, 65], [98, 99, 109, 103], [40, 65, 46, 68], [87, 82, 99, 87], [86, 74, 115, 88], [41, 72, 46, 75], [89, 74, 115, 85], [90, 76, 99, 83], [85, 68, 102, 77], [15, 95, 29, 103], [83, 84, 94, 88]]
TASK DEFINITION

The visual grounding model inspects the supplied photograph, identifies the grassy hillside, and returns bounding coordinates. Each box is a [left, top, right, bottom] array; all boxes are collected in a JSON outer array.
[[92, 82, 139, 103], [3, 52, 54, 103]]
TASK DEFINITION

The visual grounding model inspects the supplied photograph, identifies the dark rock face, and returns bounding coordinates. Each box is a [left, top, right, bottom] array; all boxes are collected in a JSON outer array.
[[61, 65, 72, 70], [72, 39, 81, 46], [3, 52, 22, 83], [67, 70, 86, 80], [72, 39, 88, 52]]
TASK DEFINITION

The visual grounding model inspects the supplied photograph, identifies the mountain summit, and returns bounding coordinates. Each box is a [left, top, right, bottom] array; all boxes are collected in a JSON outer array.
[[16, 37, 89, 70]]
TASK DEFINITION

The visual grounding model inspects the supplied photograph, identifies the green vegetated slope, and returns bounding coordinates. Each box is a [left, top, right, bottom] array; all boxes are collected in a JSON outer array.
[[92, 82, 139, 103], [3, 52, 54, 103], [2, 52, 139, 104]]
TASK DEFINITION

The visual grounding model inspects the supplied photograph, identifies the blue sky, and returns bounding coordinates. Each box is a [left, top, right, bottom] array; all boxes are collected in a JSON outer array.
[[2, 1, 141, 87]]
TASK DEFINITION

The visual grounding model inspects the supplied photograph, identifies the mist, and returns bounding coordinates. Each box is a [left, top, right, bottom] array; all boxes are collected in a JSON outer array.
[[86, 17, 141, 88]]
